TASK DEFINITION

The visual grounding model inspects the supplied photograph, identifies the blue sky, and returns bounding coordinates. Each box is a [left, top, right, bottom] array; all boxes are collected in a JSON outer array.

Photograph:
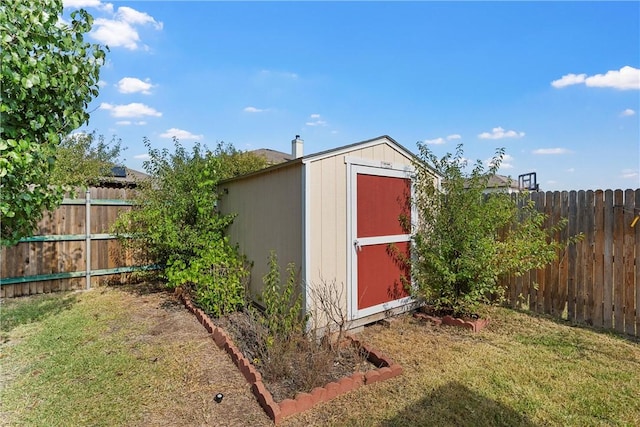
[[63, 1, 639, 191]]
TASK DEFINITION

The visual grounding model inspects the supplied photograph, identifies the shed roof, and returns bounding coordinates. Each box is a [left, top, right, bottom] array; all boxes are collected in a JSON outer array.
[[222, 135, 431, 184]]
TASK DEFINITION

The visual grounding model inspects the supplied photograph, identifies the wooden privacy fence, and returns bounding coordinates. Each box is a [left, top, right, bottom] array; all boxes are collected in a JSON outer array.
[[0, 187, 145, 298], [501, 189, 640, 337]]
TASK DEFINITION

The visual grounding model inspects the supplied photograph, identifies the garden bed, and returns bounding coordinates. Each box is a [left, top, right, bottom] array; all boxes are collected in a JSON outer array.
[[177, 290, 403, 424]]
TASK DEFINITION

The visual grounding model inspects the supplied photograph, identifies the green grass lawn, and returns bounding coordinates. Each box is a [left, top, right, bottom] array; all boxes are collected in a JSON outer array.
[[1, 290, 160, 426], [285, 306, 640, 427], [2, 288, 639, 427]]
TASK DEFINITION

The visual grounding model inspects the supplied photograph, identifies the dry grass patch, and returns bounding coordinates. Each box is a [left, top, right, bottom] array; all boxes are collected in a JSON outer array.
[[282, 306, 640, 427], [0, 284, 271, 427]]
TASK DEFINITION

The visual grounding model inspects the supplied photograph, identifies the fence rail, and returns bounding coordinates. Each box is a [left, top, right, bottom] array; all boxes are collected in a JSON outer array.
[[501, 189, 639, 337], [1, 187, 142, 298]]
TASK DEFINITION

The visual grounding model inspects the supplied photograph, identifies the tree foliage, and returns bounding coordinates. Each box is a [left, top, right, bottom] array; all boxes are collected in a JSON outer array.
[[0, 0, 106, 246], [113, 139, 267, 316], [50, 132, 123, 188], [411, 143, 575, 317]]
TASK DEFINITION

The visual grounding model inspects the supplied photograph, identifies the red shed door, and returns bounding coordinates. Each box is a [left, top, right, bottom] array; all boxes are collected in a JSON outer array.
[[350, 165, 413, 320]]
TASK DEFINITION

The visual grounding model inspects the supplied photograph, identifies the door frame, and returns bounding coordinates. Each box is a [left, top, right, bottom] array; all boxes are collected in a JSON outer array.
[[345, 157, 415, 321]]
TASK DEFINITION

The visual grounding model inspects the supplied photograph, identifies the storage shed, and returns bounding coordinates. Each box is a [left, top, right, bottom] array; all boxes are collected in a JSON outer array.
[[219, 135, 437, 329]]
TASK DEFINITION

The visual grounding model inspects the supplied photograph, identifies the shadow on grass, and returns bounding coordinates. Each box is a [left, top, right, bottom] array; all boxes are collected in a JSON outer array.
[[0, 293, 78, 334], [102, 272, 168, 297], [507, 305, 640, 345], [382, 381, 537, 427]]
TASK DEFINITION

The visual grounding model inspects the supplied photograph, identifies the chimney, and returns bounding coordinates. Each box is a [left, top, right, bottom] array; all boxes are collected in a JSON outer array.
[[292, 135, 303, 158]]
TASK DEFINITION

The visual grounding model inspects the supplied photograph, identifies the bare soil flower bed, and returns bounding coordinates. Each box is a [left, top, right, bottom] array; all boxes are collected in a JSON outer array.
[[213, 310, 374, 402]]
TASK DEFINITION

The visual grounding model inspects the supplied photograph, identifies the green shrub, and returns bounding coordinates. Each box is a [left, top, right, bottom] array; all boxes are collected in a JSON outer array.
[[166, 240, 248, 317], [412, 143, 577, 317], [259, 251, 306, 344], [113, 138, 266, 316]]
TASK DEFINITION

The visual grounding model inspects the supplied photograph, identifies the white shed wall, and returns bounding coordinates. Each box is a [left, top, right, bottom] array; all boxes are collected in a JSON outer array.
[[219, 163, 304, 298]]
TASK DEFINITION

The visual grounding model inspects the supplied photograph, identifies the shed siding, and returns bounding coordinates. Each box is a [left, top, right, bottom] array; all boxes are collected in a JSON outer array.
[[220, 164, 303, 297], [307, 141, 414, 321]]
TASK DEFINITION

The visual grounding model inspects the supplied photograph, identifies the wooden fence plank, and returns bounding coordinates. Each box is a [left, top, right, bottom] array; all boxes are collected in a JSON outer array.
[[635, 189, 640, 337], [623, 189, 636, 336], [613, 190, 625, 333], [575, 190, 586, 323], [534, 192, 546, 313], [557, 191, 569, 318], [593, 190, 604, 328], [603, 190, 614, 329], [584, 190, 595, 325], [543, 191, 554, 314], [567, 190, 578, 321]]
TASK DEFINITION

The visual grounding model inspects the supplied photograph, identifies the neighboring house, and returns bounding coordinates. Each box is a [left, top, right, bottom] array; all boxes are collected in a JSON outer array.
[[484, 174, 521, 194], [463, 174, 522, 194], [251, 148, 293, 166], [99, 166, 150, 189], [219, 135, 440, 331]]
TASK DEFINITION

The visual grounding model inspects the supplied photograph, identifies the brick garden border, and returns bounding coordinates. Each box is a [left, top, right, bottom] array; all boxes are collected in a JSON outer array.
[[413, 312, 490, 332], [177, 291, 403, 424]]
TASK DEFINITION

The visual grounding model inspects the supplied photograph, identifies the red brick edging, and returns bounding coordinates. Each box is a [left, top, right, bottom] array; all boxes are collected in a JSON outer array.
[[177, 291, 403, 424], [413, 312, 490, 332]]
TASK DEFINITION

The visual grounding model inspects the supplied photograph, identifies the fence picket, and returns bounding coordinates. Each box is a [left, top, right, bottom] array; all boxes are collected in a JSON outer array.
[[567, 191, 578, 321], [593, 190, 604, 328], [613, 190, 625, 333], [635, 189, 640, 336], [603, 190, 614, 329], [623, 189, 636, 336], [544, 191, 554, 314], [584, 190, 595, 325]]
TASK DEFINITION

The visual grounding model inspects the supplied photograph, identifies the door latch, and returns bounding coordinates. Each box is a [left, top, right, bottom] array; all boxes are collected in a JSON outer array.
[[354, 239, 362, 252]]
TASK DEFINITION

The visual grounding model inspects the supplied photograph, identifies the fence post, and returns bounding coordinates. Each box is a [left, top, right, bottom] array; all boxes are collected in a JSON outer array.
[[85, 189, 91, 290]]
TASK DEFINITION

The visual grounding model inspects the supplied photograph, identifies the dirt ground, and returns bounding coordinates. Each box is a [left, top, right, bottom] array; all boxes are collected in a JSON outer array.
[[113, 284, 273, 427]]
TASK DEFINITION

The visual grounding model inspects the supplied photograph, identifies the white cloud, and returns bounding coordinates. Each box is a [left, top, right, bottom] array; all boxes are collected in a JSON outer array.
[[532, 148, 570, 155], [117, 77, 154, 94], [621, 169, 639, 179], [92, 19, 141, 50], [551, 73, 586, 88], [91, 6, 162, 50], [305, 114, 327, 127], [159, 128, 203, 140], [259, 70, 298, 80], [423, 134, 461, 145], [478, 126, 525, 140], [63, 0, 113, 13], [243, 106, 266, 113], [486, 154, 514, 169], [621, 108, 636, 117], [97, 80, 107, 87], [117, 6, 162, 29], [567, 168, 575, 173], [551, 66, 640, 90], [116, 120, 147, 126], [133, 153, 150, 160], [100, 102, 161, 118]]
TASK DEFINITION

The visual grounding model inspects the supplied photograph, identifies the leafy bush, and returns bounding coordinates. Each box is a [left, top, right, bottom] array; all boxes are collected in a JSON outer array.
[[113, 138, 266, 316], [412, 143, 576, 317], [166, 241, 248, 318], [258, 251, 307, 344]]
